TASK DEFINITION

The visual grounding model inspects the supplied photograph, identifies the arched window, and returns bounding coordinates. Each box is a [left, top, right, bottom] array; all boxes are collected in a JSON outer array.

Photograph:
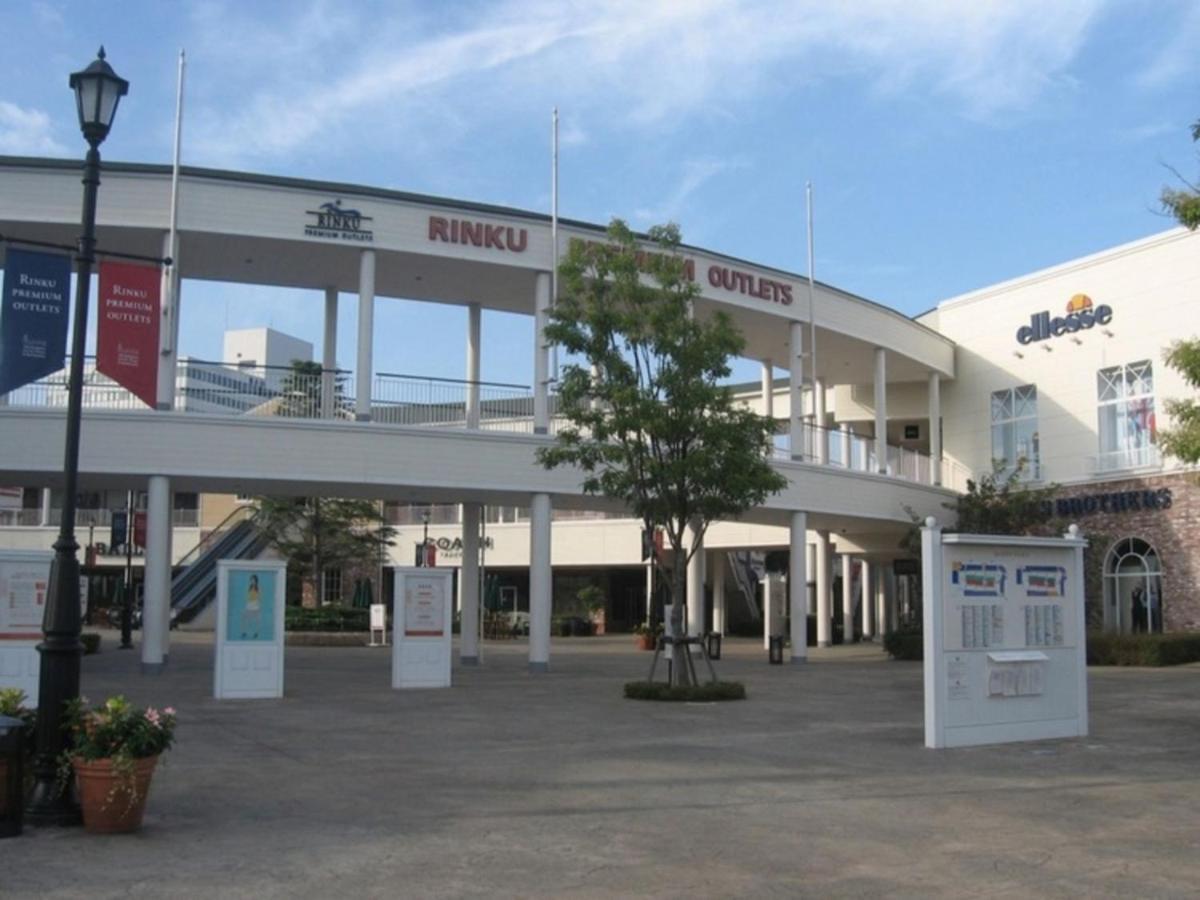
[[1102, 537, 1162, 634]]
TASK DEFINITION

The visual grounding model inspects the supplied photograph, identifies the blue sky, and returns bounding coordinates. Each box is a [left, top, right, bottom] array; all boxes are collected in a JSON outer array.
[[1, 1, 1198, 385]]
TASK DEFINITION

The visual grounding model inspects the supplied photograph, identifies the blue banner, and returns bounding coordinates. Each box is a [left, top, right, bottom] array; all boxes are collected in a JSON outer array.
[[0, 248, 72, 395]]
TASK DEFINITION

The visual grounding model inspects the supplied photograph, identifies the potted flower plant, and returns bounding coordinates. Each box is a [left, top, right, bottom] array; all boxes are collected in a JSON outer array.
[[61, 695, 176, 834], [0, 688, 36, 812], [632, 623, 662, 651]]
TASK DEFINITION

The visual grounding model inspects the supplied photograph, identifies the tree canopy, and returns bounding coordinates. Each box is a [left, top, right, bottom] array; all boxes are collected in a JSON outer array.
[[1157, 340, 1200, 463], [538, 219, 786, 680], [254, 497, 394, 605], [1161, 119, 1200, 230]]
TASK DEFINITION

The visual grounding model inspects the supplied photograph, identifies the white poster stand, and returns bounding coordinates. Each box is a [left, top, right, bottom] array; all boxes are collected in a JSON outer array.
[[0, 550, 52, 698], [369, 603, 387, 647], [922, 520, 1089, 749], [392, 567, 453, 689], [214, 559, 287, 700]]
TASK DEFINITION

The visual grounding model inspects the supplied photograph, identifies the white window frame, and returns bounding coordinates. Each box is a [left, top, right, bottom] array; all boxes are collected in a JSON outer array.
[[990, 384, 1040, 480], [1096, 360, 1157, 472]]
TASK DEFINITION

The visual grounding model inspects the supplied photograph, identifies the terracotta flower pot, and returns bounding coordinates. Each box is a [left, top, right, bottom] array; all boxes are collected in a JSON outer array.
[[74, 755, 159, 834], [635, 634, 657, 651]]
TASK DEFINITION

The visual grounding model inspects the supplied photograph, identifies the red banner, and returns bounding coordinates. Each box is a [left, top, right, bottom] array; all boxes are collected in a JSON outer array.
[[133, 511, 147, 549], [97, 261, 161, 408]]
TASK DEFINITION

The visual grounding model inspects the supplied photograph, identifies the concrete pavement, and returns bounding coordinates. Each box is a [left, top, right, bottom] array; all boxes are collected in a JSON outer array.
[[5, 632, 1199, 898]]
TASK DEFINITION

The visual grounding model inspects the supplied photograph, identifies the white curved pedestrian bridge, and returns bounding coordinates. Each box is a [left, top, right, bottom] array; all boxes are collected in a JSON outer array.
[[0, 155, 962, 668]]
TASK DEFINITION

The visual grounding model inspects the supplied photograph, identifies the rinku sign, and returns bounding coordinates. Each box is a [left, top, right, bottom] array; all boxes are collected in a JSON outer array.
[[0, 248, 71, 394], [1017, 293, 1111, 345], [1041, 487, 1172, 519]]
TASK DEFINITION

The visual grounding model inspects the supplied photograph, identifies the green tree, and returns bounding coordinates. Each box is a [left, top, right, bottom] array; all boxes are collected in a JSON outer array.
[[1161, 119, 1200, 230], [275, 359, 349, 419], [253, 497, 395, 606], [950, 463, 1057, 536], [538, 219, 786, 685], [1157, 340, 1200, 462]]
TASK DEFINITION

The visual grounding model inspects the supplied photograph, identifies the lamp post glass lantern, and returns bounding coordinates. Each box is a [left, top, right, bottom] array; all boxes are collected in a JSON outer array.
[[25, 48, 128, 827]]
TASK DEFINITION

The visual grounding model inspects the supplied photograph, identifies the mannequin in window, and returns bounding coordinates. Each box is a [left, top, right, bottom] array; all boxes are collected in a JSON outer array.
[[1130, 586, 1147, 633]]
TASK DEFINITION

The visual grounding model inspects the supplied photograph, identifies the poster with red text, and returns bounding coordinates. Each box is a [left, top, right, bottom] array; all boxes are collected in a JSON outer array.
[[97, 261, 161, 407]]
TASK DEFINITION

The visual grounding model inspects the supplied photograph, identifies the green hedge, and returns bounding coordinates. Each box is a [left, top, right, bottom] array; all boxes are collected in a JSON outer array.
[[1086, 632, 1200, 666], [882, 626, 923, 661], [285, 606, 370, 632], [624, 680, 746, 702], [81, 632, 101, 655]]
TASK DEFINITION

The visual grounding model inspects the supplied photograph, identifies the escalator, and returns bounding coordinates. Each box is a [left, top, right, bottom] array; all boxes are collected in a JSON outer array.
[[171, 505, 269, 625]]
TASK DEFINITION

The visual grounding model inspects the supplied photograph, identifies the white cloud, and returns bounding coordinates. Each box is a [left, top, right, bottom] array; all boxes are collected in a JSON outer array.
[[0, 101, 66, 155], [1135, 1, 1200, 88], [633, 157, 749, 224], [184, 0, 1110, 167]]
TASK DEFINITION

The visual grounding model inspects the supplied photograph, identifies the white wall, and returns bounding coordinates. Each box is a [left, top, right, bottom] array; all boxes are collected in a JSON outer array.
[[925, 228, 1200, 486]]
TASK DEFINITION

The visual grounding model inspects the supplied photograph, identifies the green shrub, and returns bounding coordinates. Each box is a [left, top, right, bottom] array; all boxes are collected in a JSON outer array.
[[882, 626, 923, 661], [1086, 632, 1200, 666], [285, 605, 369, 632], [81, 632, 101, 655], [624, 680, 746, 702]]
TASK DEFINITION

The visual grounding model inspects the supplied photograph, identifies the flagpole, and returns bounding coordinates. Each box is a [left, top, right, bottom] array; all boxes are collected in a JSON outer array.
[[158, 49, 185, 409], [550, 107, 559, 384], [806, 181, 817, 421]]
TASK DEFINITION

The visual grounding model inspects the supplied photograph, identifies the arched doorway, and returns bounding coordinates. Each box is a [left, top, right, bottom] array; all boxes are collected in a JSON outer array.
[[1103, 537, 1163, 634]]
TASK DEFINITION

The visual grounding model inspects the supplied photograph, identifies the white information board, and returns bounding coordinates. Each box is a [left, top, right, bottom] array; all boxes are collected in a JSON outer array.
[[214, 559, 287, 700], [0, 550, 51, 698], [392, 567, 453, 689], [922, 521, 1088, 748]]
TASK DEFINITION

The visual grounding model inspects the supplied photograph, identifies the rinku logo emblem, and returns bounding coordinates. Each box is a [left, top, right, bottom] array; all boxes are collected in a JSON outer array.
[[1017, 293, 1111, 345], [304, 199, 374, 243]]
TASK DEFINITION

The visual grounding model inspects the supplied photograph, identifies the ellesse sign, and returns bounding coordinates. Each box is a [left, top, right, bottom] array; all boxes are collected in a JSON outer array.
[[1016, 293, 1112, 345]]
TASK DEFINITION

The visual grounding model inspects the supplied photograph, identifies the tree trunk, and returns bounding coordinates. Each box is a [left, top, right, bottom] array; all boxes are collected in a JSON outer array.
[[669, 547, 693, 687]]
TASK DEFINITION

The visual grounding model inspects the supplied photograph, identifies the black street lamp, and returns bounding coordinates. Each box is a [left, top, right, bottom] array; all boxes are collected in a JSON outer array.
[[25, 48, 128, 827]]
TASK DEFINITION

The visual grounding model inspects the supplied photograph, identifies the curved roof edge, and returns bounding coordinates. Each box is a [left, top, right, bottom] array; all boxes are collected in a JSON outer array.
[[0, 154, 953, 349]]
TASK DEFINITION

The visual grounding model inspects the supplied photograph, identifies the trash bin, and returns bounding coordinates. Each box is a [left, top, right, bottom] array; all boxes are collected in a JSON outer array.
[[768, 635, 784, 665], [705, 632, 722, 660]]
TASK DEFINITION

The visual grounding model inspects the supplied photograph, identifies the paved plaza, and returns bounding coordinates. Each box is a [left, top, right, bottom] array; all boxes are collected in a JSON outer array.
[[6, 632, 1200, 898]]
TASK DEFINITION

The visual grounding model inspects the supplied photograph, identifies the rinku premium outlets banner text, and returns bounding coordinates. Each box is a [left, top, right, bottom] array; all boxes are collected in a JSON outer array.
[[0, 248, 71, 395], [97, 260, 161, 407]]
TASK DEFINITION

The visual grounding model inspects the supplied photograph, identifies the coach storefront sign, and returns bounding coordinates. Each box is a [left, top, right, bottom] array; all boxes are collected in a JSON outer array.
[[1016, 293, 1111, 345], [1043, 487, 1172, 519], [304, 199, 374, 242]]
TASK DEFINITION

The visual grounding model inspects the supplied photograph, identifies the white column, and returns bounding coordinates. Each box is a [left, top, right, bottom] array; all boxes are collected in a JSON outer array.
[[40, 488, 51, 526], [156, 230, 181, 411], [814, 377, 828, 464], [841, 553, 855, 644], [529, 493, 552, 671], [762, 572, 773, 649], [761, 359, 774, 419], [322, 287, 338, 420], [789, 511, 808, 663], [877, 565, 889, 635], [466, 303, 482, 429], [862, 560, 874, 640], [874, 347, 887, 474], [815, 530, 831, 646], [460, 503, 481, 664], [686, 523, 706, 636], [928, 372, 942, 486], [355, 249, 376, 421], [141, 476, 170, 673], [533, 272, 551, 434], [840, 423, 852, 469], [789, 323, 806, 460], [711, 551, 726, 635]]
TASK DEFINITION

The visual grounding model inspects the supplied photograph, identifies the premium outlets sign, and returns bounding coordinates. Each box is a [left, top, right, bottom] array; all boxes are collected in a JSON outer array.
[[1017, 293, 1112, 345]]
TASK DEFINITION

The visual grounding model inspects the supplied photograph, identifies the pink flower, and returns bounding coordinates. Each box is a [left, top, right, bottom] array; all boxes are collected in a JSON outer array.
[[164, 707, 176, 716], [145, 708, 161, 727]]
